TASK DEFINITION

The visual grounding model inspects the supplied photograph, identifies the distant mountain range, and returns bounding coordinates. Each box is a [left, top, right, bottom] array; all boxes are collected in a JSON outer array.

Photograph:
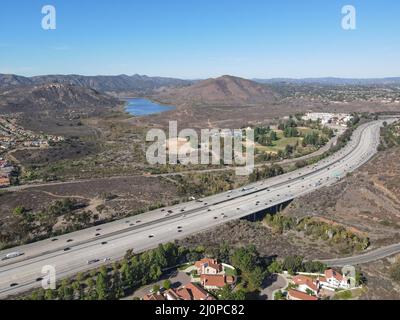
[[253, 77, 400, 86], [1, 73, 400, 112], [2, 74, 400, 96], [0, 82, 121, 115], [0, 74, 194, 95], [0, 82, 124, 135]]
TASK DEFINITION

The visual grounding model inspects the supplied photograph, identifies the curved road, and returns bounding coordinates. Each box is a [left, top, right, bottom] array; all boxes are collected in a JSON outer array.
[[321, 242, 400, 267], [0, 120, 392, 298]]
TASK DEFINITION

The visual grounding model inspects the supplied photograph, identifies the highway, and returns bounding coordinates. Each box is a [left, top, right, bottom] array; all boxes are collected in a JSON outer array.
[[0, 119, 390, 298]]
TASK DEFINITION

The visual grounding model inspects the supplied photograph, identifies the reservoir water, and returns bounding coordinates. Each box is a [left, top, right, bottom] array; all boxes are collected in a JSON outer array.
[[124, 98, 175, 116]]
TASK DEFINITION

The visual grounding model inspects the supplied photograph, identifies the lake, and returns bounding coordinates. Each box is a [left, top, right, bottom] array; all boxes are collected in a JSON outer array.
[[124, 98, 175, 116]]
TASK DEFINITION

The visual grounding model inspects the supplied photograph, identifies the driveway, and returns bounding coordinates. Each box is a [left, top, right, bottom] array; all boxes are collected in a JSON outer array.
[[259, 274, 288, 300]]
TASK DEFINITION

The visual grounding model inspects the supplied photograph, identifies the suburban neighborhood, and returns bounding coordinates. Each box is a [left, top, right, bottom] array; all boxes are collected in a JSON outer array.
[[140, 254, 360, 301], [0, 115, 64, 187], [280, 268, 357, 301], [142, 258, 237, 301]]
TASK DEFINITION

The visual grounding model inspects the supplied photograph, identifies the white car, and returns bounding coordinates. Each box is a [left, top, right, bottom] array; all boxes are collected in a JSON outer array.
[[2, 252, 23, 260]]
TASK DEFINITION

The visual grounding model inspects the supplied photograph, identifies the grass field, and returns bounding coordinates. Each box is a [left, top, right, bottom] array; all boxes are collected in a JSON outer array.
[[255, 128, 326, 155]]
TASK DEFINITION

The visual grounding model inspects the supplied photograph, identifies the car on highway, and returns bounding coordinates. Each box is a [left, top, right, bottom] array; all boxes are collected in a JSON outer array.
[[2, 252, 24, 260], [87, 259, 100, 265]]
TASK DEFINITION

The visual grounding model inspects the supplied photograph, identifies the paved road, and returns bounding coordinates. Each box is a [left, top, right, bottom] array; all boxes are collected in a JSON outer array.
[[321, 243, 400, 267], [0, 120, 390, 298], [259, 274, 288, 300]]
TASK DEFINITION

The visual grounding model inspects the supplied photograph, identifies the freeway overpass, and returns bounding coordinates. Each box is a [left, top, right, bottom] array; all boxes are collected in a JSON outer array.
[[0, 119, 391, 298]]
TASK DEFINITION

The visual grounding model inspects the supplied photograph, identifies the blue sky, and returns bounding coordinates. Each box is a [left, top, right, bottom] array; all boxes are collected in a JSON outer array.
[[0, 0, 399, 78]]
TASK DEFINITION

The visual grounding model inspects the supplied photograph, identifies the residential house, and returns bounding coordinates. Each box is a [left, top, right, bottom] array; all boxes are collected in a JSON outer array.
[[318, 269, 350, 290], [195, 258, 224, 275], [292, 275, 319, 295], [200, 274, 235, 290], [287, 289, 318, 301], [165, 283, 215, 301], [143, 293, 166, 301]]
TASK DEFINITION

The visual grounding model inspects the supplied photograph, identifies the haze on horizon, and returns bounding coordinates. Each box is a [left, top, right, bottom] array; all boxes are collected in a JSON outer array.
[[0, 0, 399, 79]]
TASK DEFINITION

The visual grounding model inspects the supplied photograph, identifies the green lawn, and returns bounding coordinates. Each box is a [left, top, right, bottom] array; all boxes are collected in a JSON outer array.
[[178, 262, 194, 271], [224, 267, 237, 277], [256, 130, 303, 154], [255, 128, 324, 154]]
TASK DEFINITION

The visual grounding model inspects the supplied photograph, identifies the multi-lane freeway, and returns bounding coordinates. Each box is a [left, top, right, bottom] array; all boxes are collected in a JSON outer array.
[[0, 119, 392, 298]]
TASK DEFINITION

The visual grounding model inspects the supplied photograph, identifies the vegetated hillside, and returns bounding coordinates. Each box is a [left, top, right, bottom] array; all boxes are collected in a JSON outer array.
[[0, 83, 120, 115], [0, 74, 34, 87], [155, 75, 281, 107], [0, 83, 123, 135], [0, 73, 193, 95]]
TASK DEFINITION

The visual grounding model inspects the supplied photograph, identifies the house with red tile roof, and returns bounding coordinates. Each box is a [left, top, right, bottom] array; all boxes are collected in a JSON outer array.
[[195, 258, 223, 275], [200, 274, 236, 290], [287, 289, 318, 301], [143, 293, 166, 301], [150, 283, 215, 301], [318, 269, 350, 290], [292, 275, 319, 295]]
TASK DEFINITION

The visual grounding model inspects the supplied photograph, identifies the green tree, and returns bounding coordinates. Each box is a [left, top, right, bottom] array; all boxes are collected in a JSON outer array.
[[85, 278, 97, 300], [267, 260, 283, 274], [282, 256, 303, 275], [162, 279, 172, 290], [152, 284, 161, 293], [96, 273, 108, 300], [231, 246, 259, 274], [270, 130, 278, 141], [44, 289, 55, 300], [13, 206, 27, 217], [246, 266, 265, 291], [274, 290, 285, 300]]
